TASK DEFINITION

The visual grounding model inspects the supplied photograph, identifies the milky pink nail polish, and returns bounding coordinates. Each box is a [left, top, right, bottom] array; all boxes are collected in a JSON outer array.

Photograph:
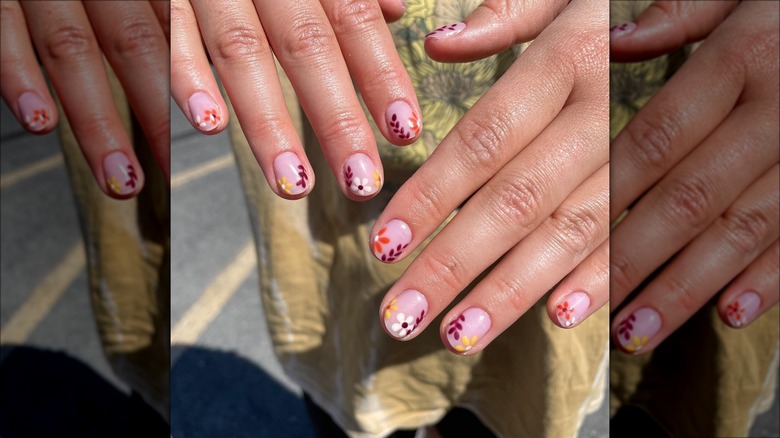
[[556, 291, 590, 328], [188, 92, 221, 132], [725, 291, 761, 328], [446, 307, 491, 354], [344, 153, 381, 197], [426, 22, 466, 40], [373, 219, 412, 263], [616, 307, 661, 354], [103, 151, 139, 196], [386, 101, 421, 143], [18, 92, 51, 132], [610, 22, 636, 38], [383, 289, 428, 339], [273, 152, 308, 196]]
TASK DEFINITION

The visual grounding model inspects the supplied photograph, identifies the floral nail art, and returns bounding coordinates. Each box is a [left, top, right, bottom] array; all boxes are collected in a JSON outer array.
[[725, 291, 761, 328], [188, 92, 221, 132], [610, 22, 636, 38], [445, 307, 491, 354], [557, 301, 575, 327], [18, 92, 51, 132], [373, 219, 412, 263], [103, 152, 139, 196], [386, 101, 421, 142], [383, 290, 428, 340], [555, 292, 590, 329], [274, 152, 308, 196], [344, 153, 380, 197], [615, 307, 661, 354], [425, 22, 466, 40]]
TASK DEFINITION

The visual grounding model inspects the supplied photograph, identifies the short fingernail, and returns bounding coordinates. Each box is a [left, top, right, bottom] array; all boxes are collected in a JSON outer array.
[[188, 92, 221, 132], [555, 291, 590, 328], [610, 22, 636, 38], [373, 219, 412, 263], [383, 289, 428, 339], [446, 307, 491, 354], [18, 92, 51, 132], [426, 22, 466, 40], [386, 101, 421, 143], [103, 151, 140, 197], [344, 153, 381, 197], [725, 291, 762, 328], [273, 152, 309, 196], [615, 307, 661, 354]]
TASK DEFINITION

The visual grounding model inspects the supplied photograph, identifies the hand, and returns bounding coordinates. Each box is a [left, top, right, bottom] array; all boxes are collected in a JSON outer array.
[[609, 1, 779, 354], [374, 0, 610, 354], [170, 0, 419, 200], [0, 1, 170, 198]]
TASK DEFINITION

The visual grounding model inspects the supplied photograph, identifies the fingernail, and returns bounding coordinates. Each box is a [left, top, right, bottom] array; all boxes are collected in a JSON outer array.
[[555, 291, 590, 328], [383, 289, 428, 339], [188, 92, 221, 132], [103, 151, 140, 196], [725, 291, 761, 328], [397, 0, 406, 11], [386, 101, 421, 143], [18, 92, 51, 132], [426, 22, 466, 40], [344, 153, 381, 197], [273, 152, 309, 196], [446, 307, 491, 354], [610, 22, 636, 38], [616, 307, 661, 354], [373, 219, 412, 263]]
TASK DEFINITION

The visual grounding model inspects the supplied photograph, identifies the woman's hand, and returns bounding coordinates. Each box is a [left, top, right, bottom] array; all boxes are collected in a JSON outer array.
[[609, 1, 779, 354], [374, 0, 610, 354], [170, 0, 419, 200], [0, 1, 170, 198]]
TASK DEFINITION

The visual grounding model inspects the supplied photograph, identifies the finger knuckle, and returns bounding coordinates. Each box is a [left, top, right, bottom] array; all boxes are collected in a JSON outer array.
[[610, 257, 636, 294], [317, 110, 369, 146], [624, 111, 682, 171], [454, 115, 511, 171], [112, 20, 164, 60], [423, 252, 466, 292], [43, 25, 98, 60], [548, 207, 604, 256], [494, 277, 528, 313], [283, 15, 333, 61], [406, 178, 450, 221], [213, 22, 268, 62], [661, 175, 716, 229], [329, 0, 383, 34], [488, 173, 544, 230], [661, 275, 699, 314], [719, 205, 774, 257]]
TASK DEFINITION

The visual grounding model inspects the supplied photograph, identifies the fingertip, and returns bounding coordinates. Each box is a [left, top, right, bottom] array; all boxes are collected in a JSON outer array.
[[16, 91, 58, 135], [101, 150, 144, 200], [187, 91, 227, 135], [378, 0, 406, 23]]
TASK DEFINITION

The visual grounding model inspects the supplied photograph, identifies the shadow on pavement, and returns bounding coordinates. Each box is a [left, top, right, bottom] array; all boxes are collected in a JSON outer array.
[[0, 345, 167, 437], [171, 346, 314, 438]]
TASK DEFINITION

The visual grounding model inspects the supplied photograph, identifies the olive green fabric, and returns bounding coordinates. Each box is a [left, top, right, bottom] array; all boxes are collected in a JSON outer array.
[[610, 2, 779, 436], [56, 68, 170, 418], [227, 1, 607, 436]]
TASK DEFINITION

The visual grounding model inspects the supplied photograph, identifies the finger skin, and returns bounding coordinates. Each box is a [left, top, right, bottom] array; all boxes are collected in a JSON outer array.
[[22, 1, 144, 198], [0, 1, 59, 134], [547, 240, 609, 329], [149, 0, 170, 42], [254, 0, 387, 200], [170, 0, 229, 135], [84, 0, 170, 179], [192, 0, 314, 199], [718, 240, 780, 329], [321, 0, 422, 145], [609, 0, 738, 62], [612, 166, 779, 355]]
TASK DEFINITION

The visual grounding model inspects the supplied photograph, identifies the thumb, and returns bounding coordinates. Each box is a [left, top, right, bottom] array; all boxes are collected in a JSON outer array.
[[610, 0, 739, 62]]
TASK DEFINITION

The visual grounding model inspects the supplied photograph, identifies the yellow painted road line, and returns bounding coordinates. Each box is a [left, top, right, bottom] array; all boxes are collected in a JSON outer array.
[[170, 153, 234, 190], [171, 241, 256, 345], [0, 154, 63, 190], [0, 243, 86, 344]]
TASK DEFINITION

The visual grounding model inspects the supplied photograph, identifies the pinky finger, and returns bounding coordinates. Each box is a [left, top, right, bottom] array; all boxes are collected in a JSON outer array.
[[547, 240, 609, 329], [718, 240, 779, 329]]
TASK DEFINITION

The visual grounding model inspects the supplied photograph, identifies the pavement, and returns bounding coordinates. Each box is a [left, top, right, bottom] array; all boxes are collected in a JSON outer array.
[[1, 99, 777, 437]]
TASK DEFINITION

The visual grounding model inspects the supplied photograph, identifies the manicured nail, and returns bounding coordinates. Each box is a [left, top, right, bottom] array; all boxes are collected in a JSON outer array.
[[616, 307, 661, 354], [273, 152, 309, 196], [446, 307, 491, 354], [426, 22, 466, 40], [188, 92, 221, 132], [344, 153, 381, 197], [373, 219, 411, 263], [18, 92, 51, 132], [610, 22, 636, 38], [725, 291, 761, 328], [103, 151, 139, 196], [397, 0, 406, 11], [383, 289, 428, 339], [556, 291, 590, 328], [386, 101, 421, 143]]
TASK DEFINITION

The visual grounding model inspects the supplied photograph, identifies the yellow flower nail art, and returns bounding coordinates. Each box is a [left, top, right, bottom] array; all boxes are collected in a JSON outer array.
[[107, 176, 122, 194], [624, 335, 648, 353], [454, 335, 477, 352], [384, 298, 398, 319], [373, 171, 381, 188], [277, 176, 292, 195]]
